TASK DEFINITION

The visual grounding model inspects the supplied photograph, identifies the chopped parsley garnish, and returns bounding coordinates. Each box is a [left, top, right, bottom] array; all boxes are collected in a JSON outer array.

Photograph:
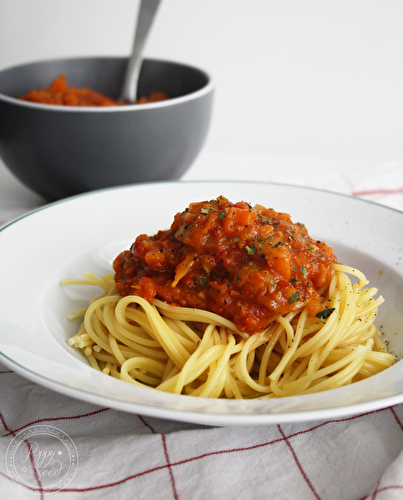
[[288, 292, 300, 305], [316, 308, 335, 321], [233, 237, 240, 242], [246, 244, 257, 255], [219, 210, 226, 219], [301, 265, 307, 275], [201, 207, 214, 214], [273, 241, 284, 248], [199, 277, 208, 287]]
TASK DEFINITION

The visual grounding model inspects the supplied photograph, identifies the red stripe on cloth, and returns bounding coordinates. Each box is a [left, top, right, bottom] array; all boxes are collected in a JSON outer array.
[[18, 464, 170, 494], [352, 187, 403, 196], [0, 411, 16, 436], [0, 370, 13, 374], [390, 406, 403, 432], [171, 436, 285, 467], [138, 415, 157, 433], [1, 408, 111, 437], [161, 434, 179, 500], [284, 407, 390, 441], [137, 417, 179, 500], [370, 478, 381, 500], [278, 424, 322, 500], [25, 438, 45, 500], [373, 485, 403, 497]]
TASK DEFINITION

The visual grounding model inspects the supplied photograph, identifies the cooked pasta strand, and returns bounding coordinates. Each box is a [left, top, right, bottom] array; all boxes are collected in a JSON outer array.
[[63, 265, 395, 399]]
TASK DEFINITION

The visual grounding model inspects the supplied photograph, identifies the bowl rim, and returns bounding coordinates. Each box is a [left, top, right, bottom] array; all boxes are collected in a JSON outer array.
[[0, 56, 215, 113]]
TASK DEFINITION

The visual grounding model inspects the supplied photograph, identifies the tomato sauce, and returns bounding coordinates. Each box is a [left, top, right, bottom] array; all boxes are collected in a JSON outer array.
[[19, 75, 168, 106], [113, 197, 338, 334]]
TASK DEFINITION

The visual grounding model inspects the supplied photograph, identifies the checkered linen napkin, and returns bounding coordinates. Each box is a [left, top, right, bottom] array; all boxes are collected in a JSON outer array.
[[1, 160, 402, 500], [271, 159, 403, 212], [1, 363, 403, 500]]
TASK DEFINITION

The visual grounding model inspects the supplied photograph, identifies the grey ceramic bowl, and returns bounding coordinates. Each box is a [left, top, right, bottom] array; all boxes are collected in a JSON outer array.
[[0, 56, 214, 200]]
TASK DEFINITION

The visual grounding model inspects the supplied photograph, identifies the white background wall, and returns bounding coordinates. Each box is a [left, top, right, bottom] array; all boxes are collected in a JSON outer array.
[[1, 0, 403, 172]]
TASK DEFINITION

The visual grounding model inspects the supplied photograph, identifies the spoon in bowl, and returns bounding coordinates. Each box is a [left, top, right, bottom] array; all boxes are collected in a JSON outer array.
[[119, 0, 162, 103]]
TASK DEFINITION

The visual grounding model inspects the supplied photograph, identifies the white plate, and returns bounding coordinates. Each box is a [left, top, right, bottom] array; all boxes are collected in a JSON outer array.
[[1, 181, 403, 426]]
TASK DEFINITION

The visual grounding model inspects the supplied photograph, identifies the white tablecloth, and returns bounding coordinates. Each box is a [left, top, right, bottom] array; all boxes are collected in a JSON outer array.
[[1, 155, 403, 499]]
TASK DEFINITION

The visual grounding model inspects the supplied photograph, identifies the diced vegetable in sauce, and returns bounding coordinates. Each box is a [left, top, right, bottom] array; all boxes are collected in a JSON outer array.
[[114, 196, 338, 334]]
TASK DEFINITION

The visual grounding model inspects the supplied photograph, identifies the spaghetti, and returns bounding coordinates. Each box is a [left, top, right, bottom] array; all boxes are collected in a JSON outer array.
[[63, 197, 395, 398]]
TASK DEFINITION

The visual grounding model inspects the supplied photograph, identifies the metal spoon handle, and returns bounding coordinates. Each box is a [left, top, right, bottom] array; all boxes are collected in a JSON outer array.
[[120, 0, 161, 103]]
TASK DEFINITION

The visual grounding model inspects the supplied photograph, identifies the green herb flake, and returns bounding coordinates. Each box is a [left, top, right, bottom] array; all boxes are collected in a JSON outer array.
[[219, 210, 226, 219], [235, 274, 240, 282], [301, 265, 308, 275], [273, 241, 284, 248], [288, 292, 300, 305], [201, 207, 214, 214], [199, 277, 208, 287], [316, 308, 335, 321], [246, 244, 257, 255], [233, 237, 240, 243]]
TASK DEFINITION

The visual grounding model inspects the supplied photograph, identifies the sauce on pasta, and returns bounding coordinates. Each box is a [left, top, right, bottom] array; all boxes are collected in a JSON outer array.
[[113, 196, 338, 334]]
